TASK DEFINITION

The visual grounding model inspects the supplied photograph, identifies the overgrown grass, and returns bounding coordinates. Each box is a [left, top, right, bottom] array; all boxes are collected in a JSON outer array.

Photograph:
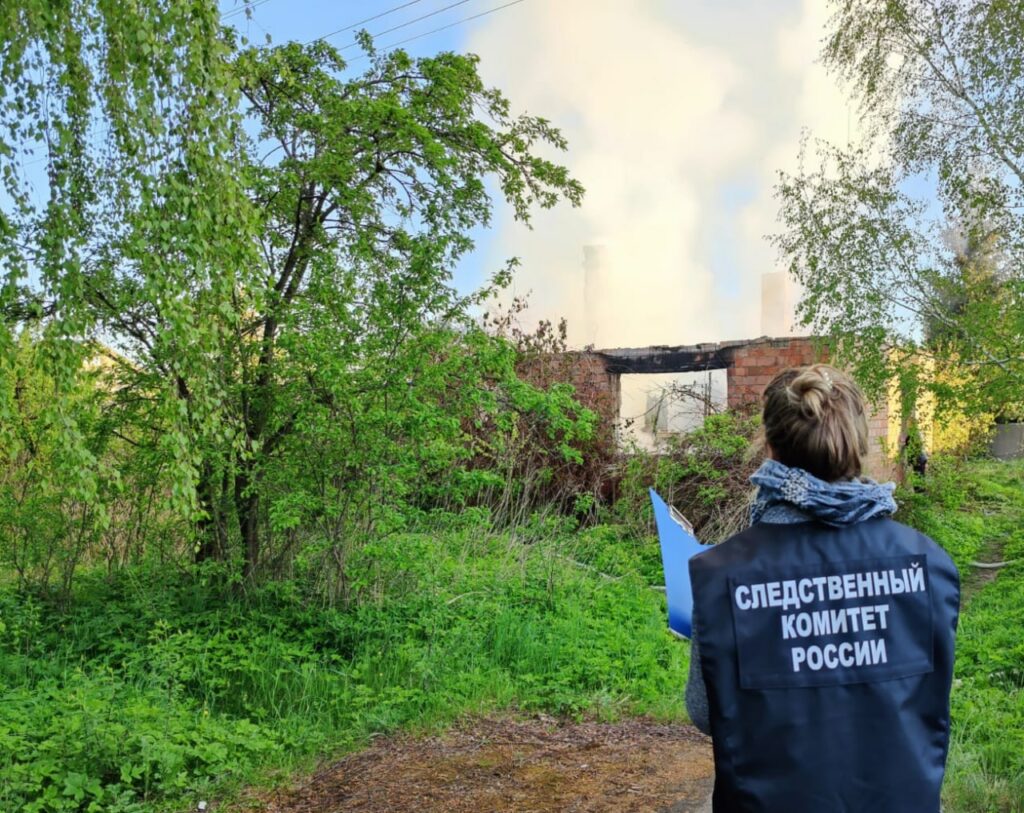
[[5, 458, 1023, 813], [900, 458, 1024, 813], [0, 525, 685, 812]]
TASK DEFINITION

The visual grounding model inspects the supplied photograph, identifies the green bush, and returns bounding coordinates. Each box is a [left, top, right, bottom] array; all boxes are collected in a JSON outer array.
[[613, 411, 760, 543], [946, 569, 1024, 812]]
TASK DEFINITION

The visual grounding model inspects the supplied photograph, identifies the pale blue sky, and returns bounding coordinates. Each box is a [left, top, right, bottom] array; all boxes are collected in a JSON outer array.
[[220, 0, 474, 56]]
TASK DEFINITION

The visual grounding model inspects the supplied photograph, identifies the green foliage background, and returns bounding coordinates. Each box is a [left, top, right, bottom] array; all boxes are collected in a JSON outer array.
[[774, 0, 1024, 421], [3, 458, 1024, 812]]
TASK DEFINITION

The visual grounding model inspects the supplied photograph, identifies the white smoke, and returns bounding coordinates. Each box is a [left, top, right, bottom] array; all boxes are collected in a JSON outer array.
[[466, 0, 860, 349]]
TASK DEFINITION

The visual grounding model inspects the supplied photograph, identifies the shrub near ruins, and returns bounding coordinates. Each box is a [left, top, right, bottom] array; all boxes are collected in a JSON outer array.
[[614, 411, 761, 543]]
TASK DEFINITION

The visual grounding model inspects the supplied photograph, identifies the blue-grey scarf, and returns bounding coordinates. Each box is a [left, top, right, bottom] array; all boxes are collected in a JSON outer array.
[[750, 458, 898, 527]]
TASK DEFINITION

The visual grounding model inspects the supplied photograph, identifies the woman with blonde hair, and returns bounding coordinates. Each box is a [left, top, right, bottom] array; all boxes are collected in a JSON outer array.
[[686, 364, 959, 812]]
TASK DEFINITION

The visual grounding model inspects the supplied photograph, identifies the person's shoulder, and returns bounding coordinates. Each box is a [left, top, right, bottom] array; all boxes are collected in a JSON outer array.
[[690, 523, 765, 571], [872, 517, 959, 575]]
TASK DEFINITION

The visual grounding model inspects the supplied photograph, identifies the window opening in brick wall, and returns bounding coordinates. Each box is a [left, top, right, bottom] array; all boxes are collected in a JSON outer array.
[[619, 370, 728, 450]]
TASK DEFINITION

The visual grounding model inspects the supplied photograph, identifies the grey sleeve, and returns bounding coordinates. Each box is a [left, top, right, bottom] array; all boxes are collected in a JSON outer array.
[[685, 605, 712, 735]]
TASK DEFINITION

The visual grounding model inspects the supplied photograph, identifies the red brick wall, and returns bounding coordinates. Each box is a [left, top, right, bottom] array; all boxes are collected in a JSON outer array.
[[568, 352, 621, 425], [726, 338, 822, 410]]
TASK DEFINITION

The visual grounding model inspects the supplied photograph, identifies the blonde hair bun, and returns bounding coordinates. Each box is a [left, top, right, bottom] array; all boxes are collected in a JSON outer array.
[[762, 364, 869, 482], [787, 367, 835, 421]]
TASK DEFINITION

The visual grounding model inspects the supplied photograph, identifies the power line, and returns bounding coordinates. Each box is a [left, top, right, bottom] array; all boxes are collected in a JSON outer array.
[[342, 0, 476, 50], [249, 13, 274, 45], [316, 0, 476, 49], [221, 0, 275, 22], [307, 0, 426, 45], [346, 0, 526, 63]]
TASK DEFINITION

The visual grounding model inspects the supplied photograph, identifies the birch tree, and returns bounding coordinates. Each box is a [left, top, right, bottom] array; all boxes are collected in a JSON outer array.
[[774, 0, 1024, 417]]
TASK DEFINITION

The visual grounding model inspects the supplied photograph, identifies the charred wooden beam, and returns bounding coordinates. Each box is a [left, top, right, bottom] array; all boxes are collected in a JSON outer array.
[[596, 340, 754, 375]]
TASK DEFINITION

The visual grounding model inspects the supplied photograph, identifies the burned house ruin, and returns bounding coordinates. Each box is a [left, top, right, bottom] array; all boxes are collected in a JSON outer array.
[[561, 336, 895, 480]]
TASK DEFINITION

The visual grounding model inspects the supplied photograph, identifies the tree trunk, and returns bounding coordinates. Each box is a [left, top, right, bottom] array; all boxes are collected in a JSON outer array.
[[195, 465, 229, 563], [236, 468, 260, 582]]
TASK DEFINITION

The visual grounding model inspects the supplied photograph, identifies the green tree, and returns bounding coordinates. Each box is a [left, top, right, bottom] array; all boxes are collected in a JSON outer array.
[[205, 41, 581, 580], [773, 0, 1024, 416], [1, 0, 255, 545], [3, 15, 584, 585], [924, 214, 1002, 348], [2, 1, 255, 591], [0, 332, 112, 592]]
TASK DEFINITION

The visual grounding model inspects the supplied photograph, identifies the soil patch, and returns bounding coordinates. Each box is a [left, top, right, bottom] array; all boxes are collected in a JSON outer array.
[[238, 716, 714, 813]]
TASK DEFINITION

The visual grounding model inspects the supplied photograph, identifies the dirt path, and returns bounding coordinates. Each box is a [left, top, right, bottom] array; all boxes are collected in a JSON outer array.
[[963, 528, 1007, 604], [239, 717, 714, 813]]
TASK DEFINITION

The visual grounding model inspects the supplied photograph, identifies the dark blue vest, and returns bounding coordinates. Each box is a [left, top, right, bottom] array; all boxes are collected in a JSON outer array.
[[689, 518, 959, 813]]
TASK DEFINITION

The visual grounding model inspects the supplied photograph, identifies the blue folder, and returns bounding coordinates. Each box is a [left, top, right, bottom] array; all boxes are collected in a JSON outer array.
[[650, 488, 708, 639]]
